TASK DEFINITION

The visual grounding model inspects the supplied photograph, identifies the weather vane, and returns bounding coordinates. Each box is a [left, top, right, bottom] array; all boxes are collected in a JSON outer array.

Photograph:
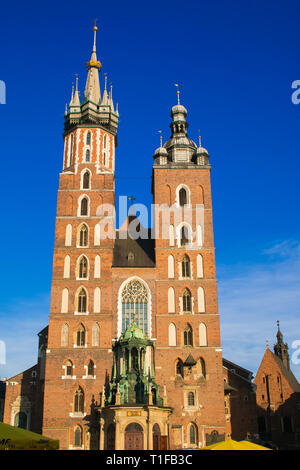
[[158, 130, 162, 147], [174, 83, 180, 104]]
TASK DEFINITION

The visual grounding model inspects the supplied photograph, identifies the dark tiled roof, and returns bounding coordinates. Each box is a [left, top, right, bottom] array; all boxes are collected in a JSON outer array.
[[112, 228, 155, 268]]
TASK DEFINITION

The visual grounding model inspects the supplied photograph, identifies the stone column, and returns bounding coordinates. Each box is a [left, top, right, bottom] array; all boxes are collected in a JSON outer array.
[[99, 417, 105, 450], [115, 418, 121, 450]]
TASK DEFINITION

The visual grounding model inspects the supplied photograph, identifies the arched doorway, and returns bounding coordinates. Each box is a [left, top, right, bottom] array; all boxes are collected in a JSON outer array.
[[14, 411, 27, 429], [152, 423, 161, 450], [125, 423, 143, 450]]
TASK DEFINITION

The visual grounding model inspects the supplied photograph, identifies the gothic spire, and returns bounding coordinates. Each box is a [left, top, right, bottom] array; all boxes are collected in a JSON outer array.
[[274, 320, 290, 370], [84, 23, 102, 104]]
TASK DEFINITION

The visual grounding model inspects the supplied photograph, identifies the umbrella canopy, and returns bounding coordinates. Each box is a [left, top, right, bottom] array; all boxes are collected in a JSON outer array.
[[0, 422, 59, 450], [202, 438, 271, 450]]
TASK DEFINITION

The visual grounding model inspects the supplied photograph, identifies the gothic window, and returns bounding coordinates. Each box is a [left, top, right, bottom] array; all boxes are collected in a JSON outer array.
[[188, 392, 195, 406], [179, 187, 187, 206], [184, 324, 193, 346], [176, 359, 184, 378], [76, 324, 86, 346], [77, 288, 87, 313], [180, 225, 190, 247], [183, 288, 192, 313], [80, 197, 88, 216], [121, 280, 148, 333], [87, 360, 95, 377], [66, 360, 73, 376], [182, 255, 191, 278], [86, 131, 91, 146], [74, 426, 82, 447], [103, 151, 106, 166], [78, 256, 88, 279], [74, 387, 84, 413], [79, 224, 88, 247], [83, 171, 90, 189], [85, 149, 90, 162], [189, 423, 197, 444]]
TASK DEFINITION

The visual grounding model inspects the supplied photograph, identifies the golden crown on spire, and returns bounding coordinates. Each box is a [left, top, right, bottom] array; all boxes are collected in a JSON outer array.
[[86, 21, 102, 70]]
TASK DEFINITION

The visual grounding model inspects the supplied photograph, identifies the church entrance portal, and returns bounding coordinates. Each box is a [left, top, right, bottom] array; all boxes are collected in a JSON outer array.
[[125, 423, 144, 450]]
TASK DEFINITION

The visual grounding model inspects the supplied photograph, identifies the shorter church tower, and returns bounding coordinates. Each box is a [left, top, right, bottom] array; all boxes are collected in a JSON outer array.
[[97, 321, 172, 450], [274, 321, 290, 371]]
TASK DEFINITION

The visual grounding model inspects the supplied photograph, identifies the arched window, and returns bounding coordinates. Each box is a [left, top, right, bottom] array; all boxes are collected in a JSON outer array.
[[66, 360, 73, 376], [184, 324, 193, 346], [176, 359, 184, 378], [83, 171, 90, 189], [63, 255, 71, 278], [94, 287, 101, 313], [199, 358, 206, 378], [78, 256, 88, 279], [168, 323, 176, 346], [61, 288, 69, 313], [61, 323, 69, 347], [121, 279, 148, 333], [197, 254, 203, 278], [86, 131, 91, 146], [189, 423, 197, 444], [94, 255, 101, 278], [183, 289, 192, 313], [188, 392, 195, 406], [198, 287, 205, 313], [79, 224, 88, 247], [76, 324, 86, 347], [179, 187, 187, 206], [78, 288, 87, 313], [74, 387, 84, 413], [74, 426, 82, 447], [182, 255, 191, 278], [180, 225, 190, 247], [199, 323, 207, 346], [65, 224, 72, 246], [87, 360, 95, 377], [168, 287, 175, 313], [85, 149, 90, 162], [80, 197, 88, 216], [168, 255, 174, 278], [92, 323, 100, 346]]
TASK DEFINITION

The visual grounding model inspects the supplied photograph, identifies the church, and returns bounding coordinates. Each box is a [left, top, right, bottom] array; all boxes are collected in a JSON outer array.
[[5, 25, 299, 451]]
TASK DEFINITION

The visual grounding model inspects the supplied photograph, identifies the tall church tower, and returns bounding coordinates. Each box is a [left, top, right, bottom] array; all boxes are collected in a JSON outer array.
[[42, 26, 119, 449], [152, 91, 226, 447]]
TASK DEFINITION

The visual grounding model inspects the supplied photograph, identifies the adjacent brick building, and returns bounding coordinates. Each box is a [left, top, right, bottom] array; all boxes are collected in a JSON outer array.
[[254, 322, 300, 449]]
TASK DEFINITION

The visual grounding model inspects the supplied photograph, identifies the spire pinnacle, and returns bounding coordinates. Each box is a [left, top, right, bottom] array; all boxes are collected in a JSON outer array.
[[69, 81, 74, 105], [198, 129, 202, 147], [73, 74, 80, 106], [174, 83, 180, 104], [84, 23, 101, 104]]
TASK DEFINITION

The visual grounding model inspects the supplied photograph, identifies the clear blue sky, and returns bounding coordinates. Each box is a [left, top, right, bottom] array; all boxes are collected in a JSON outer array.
[[0, 0, 300, 380]]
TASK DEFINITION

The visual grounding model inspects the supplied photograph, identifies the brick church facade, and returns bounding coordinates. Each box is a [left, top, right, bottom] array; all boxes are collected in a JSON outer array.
[[4, 26, 298, 450]]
